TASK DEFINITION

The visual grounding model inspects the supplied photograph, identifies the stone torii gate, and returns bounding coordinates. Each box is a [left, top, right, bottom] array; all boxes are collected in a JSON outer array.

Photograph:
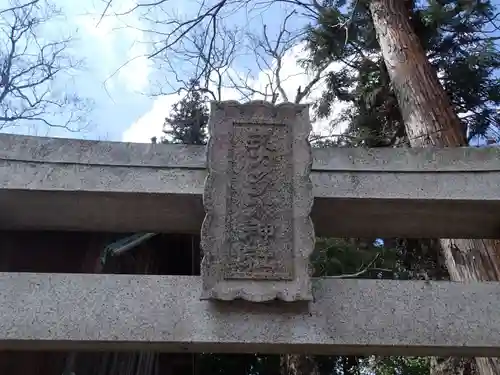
[[1, 101, 500, 357]]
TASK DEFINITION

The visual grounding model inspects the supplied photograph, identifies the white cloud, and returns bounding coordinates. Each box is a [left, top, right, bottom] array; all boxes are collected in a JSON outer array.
[[73, 0, 152, 93], [122, 94, 180, 143], [121, 42, 351, 143], [122, 83, 244, 143], [243, 43, 350, 136]]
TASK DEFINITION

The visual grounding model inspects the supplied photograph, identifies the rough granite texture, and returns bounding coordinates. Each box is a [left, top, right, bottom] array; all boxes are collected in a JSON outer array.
[[0, 272, 499, 357], [1, 133, 500, 237], [2, 132, 500, 172], [200, 101, 314, 302]]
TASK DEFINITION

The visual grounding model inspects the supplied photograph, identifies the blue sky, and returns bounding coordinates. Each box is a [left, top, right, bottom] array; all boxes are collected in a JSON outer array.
[[1, 0, 499, 144], [0, 0, 328, 143], [0, 0, 151, 140], [0, 0, 308, 142]]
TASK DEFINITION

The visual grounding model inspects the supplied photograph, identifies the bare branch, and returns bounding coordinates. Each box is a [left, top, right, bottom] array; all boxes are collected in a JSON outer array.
[[295, 61, 330, 103], [148, 0, 229, 59], [0, 0, 92, 131], [97, 0, 336, 122], [321, 253, 393, 279], [144, 19, 240, 102], [97, 0, 321, 83], [0, 0, 39, 16], [258, 11, 299, 102], [96, 0, 112, 26]]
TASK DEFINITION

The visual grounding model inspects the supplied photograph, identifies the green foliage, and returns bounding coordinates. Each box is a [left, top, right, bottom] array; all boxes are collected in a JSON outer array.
[[308, 238, 435, 375], [312, 237, 397, 278], [161, 79, 209, 145], [372, 357, 430, 375], [194, 238, 401, 375], [306, 0, 500, 145], [197, 354, 281, 375], [301, 3, 462, 373]]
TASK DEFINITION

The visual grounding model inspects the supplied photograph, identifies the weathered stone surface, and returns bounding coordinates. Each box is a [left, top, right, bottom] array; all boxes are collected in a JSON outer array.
[[1, 133, 500, 237], [3, 132, 500, 172], [0, 272, 500, 357], [201, 101, 314, 302]]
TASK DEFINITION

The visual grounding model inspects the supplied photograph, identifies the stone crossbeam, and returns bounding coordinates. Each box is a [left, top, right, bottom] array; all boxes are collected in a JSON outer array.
[[1, 133, 500, 238], [0, 272, 499, 357]]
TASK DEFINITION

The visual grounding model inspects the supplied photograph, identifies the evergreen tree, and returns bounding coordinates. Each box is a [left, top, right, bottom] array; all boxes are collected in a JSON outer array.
[[304, 1, 500, 375], [161, 80, 209, 145], [305, 0, 500, 147]]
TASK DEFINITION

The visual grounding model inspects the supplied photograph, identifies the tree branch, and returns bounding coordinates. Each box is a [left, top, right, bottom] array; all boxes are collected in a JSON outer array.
[[0, 0, 92, 131], [321, 253, 393, 279]]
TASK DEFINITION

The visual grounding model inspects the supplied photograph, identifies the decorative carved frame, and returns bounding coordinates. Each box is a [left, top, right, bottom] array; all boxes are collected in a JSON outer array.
[[200, 100, 315, 302]]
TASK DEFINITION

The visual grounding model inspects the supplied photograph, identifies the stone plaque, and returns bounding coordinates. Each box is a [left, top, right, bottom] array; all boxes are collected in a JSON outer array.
[[201, 101, 314, 302]]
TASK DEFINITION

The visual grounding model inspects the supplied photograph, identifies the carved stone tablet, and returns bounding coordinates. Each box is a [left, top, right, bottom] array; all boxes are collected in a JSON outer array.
[[201, 101, 314, 302]]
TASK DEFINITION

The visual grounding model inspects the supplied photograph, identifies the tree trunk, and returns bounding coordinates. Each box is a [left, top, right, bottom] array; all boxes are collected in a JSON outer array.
[[368, 0, 500, 374], [280, 355, 320, 375], [430, 357, 477, 375]]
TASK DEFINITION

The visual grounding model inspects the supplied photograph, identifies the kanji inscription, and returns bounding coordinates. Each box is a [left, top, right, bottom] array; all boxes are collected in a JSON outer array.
[[226, 123, 293, 280], [201, 101, 314, 302]]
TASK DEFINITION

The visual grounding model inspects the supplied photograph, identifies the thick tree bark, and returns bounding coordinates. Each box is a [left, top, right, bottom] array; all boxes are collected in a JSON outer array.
[[281, 355, 320, 375], [368, 0, 500, 374]]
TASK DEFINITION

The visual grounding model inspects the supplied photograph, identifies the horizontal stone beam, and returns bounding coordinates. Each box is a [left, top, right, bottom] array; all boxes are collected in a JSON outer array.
[[0, 272, 499, 357], [1, 133, 500, 238]]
